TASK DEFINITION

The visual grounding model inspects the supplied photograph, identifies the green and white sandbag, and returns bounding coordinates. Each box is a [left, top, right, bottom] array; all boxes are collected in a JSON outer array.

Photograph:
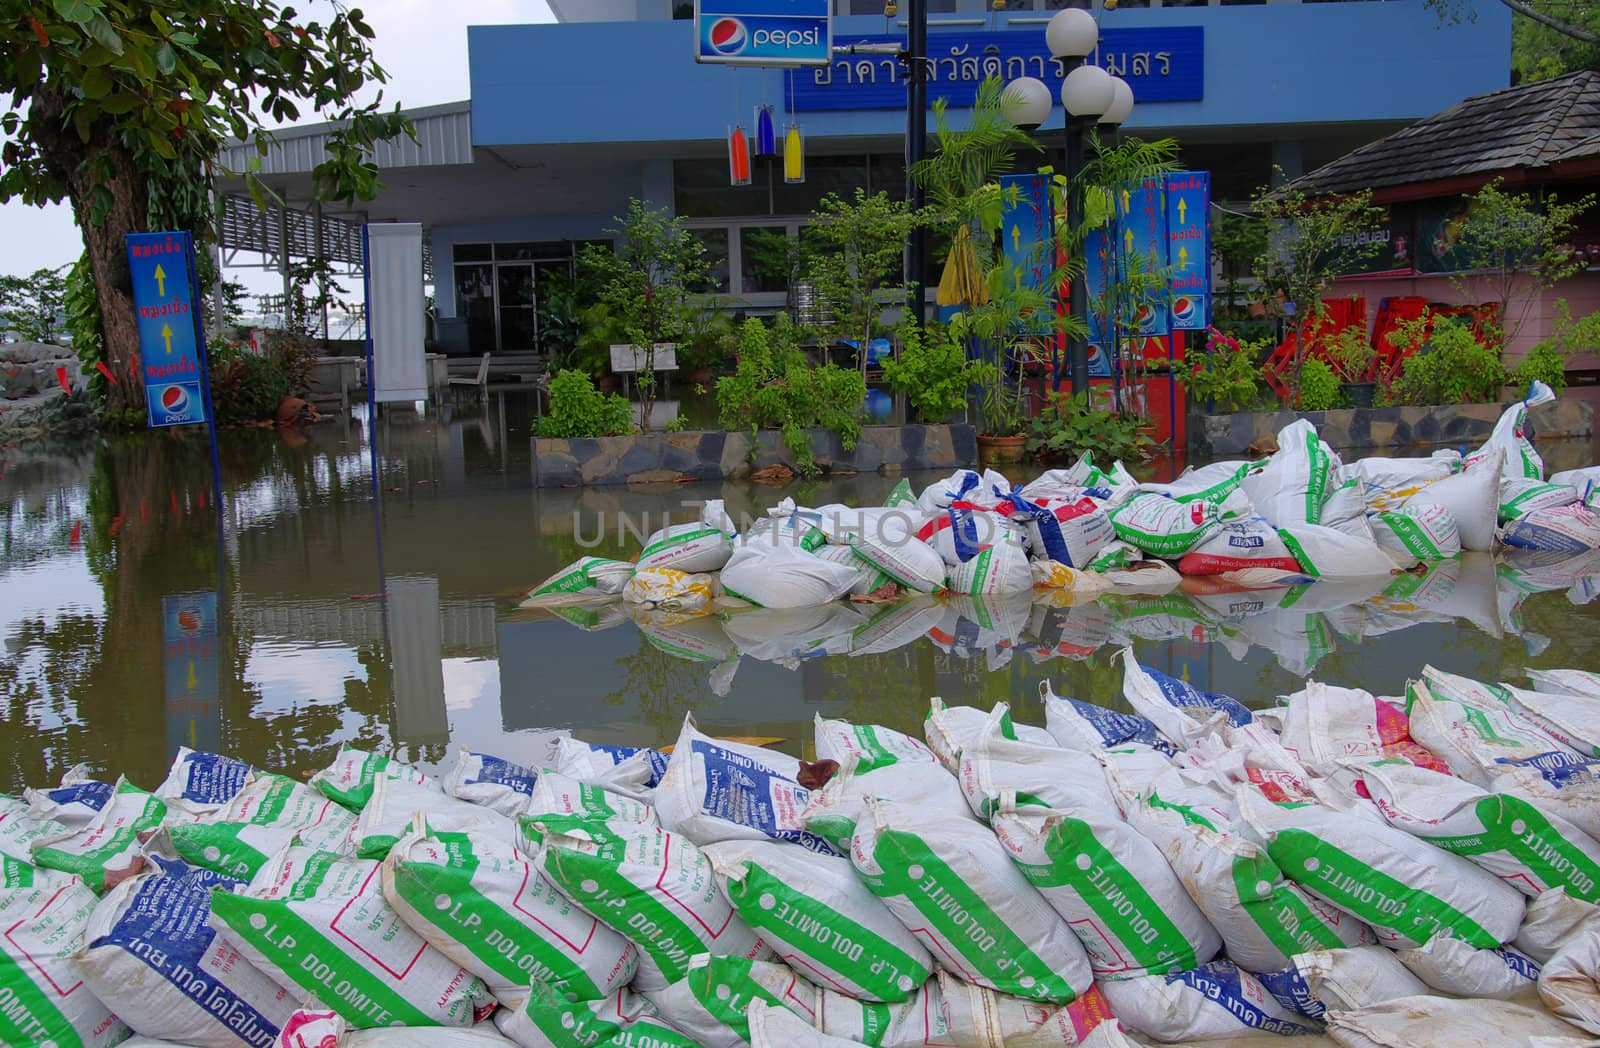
[[800, 750, 970, 857], [1238, 418, 1339, 527], [956, 705, 1115, 820], [0, 878, 128, 1047], [532, 817, 769, 991], [30, 776, 166, 893], [523, 556, 635, 603], [208, 845, 495, 1028], [850, 796, 1093, 1004], [703, 838, 932, 1002], [310, 745, 440, 812], [1108, 491, 1225, 558], [1396, 934, 1541, 999], [519, 770, 656, 849], [647, 955, 821, 1048], [494, 980, 695, 1048], [635, 500, 737, 574], [1527, 667, 1600, 700], [350, 774, 516, 860], [990, 796, 1222, 980], [943, 531, 1034, 595], [0, 793, 65, 865], [1236, 786, 1526, 949], [146, 773, 356, 880], [1098, 959, 1321, 1041], [1371, 503, 1462, 561], [924, 697, 1054, 773], [748, 997, 863, 1048], [814, 714, 940, 773], [1500, 477, 1580, 523], [441, 750, 539, 818], [1501, 682, 1600, 759], [1356, 760, 1600, 903], [382, 826, 636, 1004]]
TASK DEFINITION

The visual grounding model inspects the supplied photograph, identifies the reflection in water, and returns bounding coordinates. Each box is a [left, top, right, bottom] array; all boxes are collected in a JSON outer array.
[[2, 392, 1600, 794]]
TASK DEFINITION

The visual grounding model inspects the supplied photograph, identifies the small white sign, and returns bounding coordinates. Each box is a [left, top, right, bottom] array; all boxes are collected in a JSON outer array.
[[609, 343, 678, 373]]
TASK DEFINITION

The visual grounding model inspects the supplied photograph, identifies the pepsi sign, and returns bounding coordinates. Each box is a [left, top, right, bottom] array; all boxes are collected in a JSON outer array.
[[1165, 171, 1211, 332], [696, 0, 830, 67], [126, 231, 213, 428]]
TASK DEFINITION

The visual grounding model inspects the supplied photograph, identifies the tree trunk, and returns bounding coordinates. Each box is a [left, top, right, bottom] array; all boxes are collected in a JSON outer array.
[[31, 88, 151, 420]]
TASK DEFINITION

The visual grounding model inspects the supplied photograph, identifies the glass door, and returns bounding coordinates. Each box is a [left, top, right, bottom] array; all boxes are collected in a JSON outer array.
[[455, 264, 496, 354], [496, 263, 536, 353]]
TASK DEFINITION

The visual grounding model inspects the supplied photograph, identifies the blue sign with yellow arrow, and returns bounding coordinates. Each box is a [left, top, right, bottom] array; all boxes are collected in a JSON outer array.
[[1165, 171, 1211, 331], [126, 231, 209, 428]]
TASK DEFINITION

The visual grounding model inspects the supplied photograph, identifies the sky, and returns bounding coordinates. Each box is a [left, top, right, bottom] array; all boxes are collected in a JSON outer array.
[[0, 0, 555, 282]]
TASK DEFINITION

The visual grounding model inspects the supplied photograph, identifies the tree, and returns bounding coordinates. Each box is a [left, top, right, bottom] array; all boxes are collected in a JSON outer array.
[[1444, 178, 1594, 349], [1, 0, 410, 418], [0, 264, 67, 341], [803, 188, 918, 372], [580, 199, 710, 431], [1252, 178, 1386, 403], [1427, 0, 1600, 79], [1211, 209, 1269, 318]]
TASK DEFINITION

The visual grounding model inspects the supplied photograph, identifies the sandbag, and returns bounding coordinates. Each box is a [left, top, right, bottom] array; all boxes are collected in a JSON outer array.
[[833, 508, 945, 595], [1517, 887, 1600, 963], [1178, 517, 1304, 575], [635, 500, 737, 573], [1010, 496, 1115, 569], [1407, 449, 1503, 552], [147, 774, 356, 881], [944, 531, 1034, 595], [1239, 419, 1340, 528], [915, 504, 1014, 567], [522, 556, 635, 602], [544, 737, 667, 802], [441, 750, 538, 818], [1292, 945, 1429, 1013], [208, 845, 496, 1028], [1537, 920, 1600, 1034], [521, 769, 656, 842], [849, 796, 1094, 1004], [620, 567, 716, 611], [800, 751, 971, 857], [1108, 492, 1225, 558], [0, 877, 128, 1046], [1503, 504, 1600, 555], [351, 775, 516, 860], [814, 714, 940, 774], [1098, 960, 1321, 1041], [705, 838, 933, 1002], [1277, 523, 1402, 578], [1323, 992, 1593, 1048], [1397, 935, 1540, 999], [747, 997, 861, 1048], [382, 826, 636, 1004], [1237, 786, 1526, 949], [23, 766, 111, 829], [1, 792, 67, 865], [924, 697, 1055, 772], [958, 706, 1116, 818], [1370, 504, 1462, 561], [531, 817, 769, 990], [1347, 451, 1458, 498], [309, 746, 438, 812], [1468, 379, 1556, 484], [744, 500, 828, 552], [653, 715, 830, 853], [493, 979, 696, 1048], [811, 543, 892, 598], [1278, 681, 1451, 775], [30, 776, 167, 892], [1143, 461, 1251, 504], [1028, 453, 1139, 506], [989, 797, 1223, 979], [1040, 680, 1179, 755], [1503, 683, 1600, 758], [152, 748, 255, 819], [1118, 647, 1253, 746], [720, 542, 858, 609], [78, 860, 296, 1047], [279, 1010, 520, 1046], [1320, 477, 1371, 539], [647, 955, 820, 1048], [1501, 478, 1581, 523]]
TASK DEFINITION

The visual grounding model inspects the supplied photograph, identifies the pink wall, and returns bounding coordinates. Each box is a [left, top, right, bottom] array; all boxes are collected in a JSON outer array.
[[1328, 270, 1600, 369]]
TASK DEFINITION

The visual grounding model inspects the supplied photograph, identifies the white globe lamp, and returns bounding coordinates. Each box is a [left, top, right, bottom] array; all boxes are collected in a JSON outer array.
[[1045, 8, 1099, 59], [1101, 76, 1135, 127], [1001, 77, 1053, 131], [1062, 63, 1115, 119]]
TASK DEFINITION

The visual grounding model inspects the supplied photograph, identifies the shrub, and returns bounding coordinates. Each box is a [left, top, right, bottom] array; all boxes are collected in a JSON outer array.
[[1026, 390, 1151, 468], [1508, 301, 1597, 395], [1389, 318, 1506, 406], [208, 340, 290, 425], [535, 369, 635, 438], [1325, 325, 1376, 384], [881, 321, 982, 422], [716, 314, 866, 475], [1297, 358, 1340, 411], [1180, 328, 1267, 413]]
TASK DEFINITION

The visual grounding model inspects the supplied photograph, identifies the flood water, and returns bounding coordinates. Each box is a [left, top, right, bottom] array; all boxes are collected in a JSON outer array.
[[4, 389, 1600, 794]]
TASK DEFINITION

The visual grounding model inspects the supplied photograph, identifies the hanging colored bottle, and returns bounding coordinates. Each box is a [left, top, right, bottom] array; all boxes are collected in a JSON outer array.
[[755, 106, 776, 157], [729, 125, 751, 186], [784, 124, 805, 184]]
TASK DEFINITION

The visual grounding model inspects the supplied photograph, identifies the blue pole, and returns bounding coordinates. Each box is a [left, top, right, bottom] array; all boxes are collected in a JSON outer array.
[[184, 230, 226, 557]]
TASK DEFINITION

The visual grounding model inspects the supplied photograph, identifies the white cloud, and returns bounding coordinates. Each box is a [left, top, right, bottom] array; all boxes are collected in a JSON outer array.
[[0, 0, 554, 279]]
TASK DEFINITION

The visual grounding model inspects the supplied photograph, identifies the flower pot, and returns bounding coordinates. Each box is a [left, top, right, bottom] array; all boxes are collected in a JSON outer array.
[[1342, 381, 1376, 408], [977, 434, 1027, 468]]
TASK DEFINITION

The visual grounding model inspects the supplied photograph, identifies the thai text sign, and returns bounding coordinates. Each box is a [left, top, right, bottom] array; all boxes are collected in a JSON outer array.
[[789, 26, 1203, 110], [125, 231, 208, 428], [696, 0, 831, 67], [1000, 173, 1054, 333], [1083, 171, 1211, 355], [1165, 171, 1210, 331]]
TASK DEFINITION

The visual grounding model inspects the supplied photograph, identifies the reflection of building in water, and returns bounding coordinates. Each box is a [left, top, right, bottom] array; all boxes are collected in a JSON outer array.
[[385, 577, 449, 746]]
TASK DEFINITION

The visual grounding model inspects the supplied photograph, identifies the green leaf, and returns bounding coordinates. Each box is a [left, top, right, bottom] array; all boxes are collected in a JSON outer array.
[[78, 67, 111, 98], [51, 0, 96, 23], [99, 92, 141, 115], [83, 13, 124, 55], [154, 42, 175, 75]]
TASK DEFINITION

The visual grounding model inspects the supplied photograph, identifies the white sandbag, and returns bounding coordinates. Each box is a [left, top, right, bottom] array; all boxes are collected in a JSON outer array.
[[532, 817, 770, 991], [441, 750, 538, 818], [913, 468, 1011, 514], [1009, 496, 1116, 569], [704, 838, 932, 1002], [620, 567, 717, 611], [944, 530, 1034, 595], [209, 845, 495, 1028], [1397, 935, 1541, 999], [814, 715, 940, 774], [1468, 379, 1557, 484], [351, 775, 516, 860], [278, 1011, 520, 1046], [492, 980, 696, 1048], [1108, 492, 1225, 558], [1502, 683, 1600, 758], [1278, 681, 1452, 775], [1277, 522, 1403, 578], [23, 766, 111, 829], [309, 745, 438, 812], [836, 508, 946, 595], [1118, 646, 1254, 746], [148, 774, 356, 881], [1408, 449, 1503, 552], [800, 751, 971, 857], [1236, 786, 1526, 949], [719, 542, 858, 609], [1321, 477, 1372, 540], [78, 860, 296, 1047], [150, 749, 255, 819], [923, 697, 1055, 772], [635, 501, 737, 573], [0, 877, 128, 1046], [522, 556, 635, 603], [1238, 419, 1340, 528], [1501, 478, 1581, 523], [920, 972, 1127, 1048], [30, 776, 167, 893], [1098, 959, 1321, 1041], [989, 797, 1223, 979], [1292, 945, 1430, 1012], [545, 736, 667, 801], [811, 543, 892, 597], [1122, 791, 1373, 973], [521, 770, 656, 844], [748, 996, 861, 1048], [382, 826, 636, 1004], [1527, 668, 1600, 700], [1177, 516, 1305, 575], [1143, 461, 1251, 503], [1370, 503, 1463, 561], [1503, 503, 1600, 555], [1537, 920, 1600, 1034], [915, 504, 1015, 567], [1347, 451, 1458, 496], [1324, 992, 1593, 1048], [958, 706, 1116, 818], [647, 955, 820, 1048], [653, 715, 829, 853], [849, 797, 1094, 1004], [3, 793, 70, 868], [1041, 680, 1179, 755], [744, 499, 828, 551], [1516, 887, 1600, 963]]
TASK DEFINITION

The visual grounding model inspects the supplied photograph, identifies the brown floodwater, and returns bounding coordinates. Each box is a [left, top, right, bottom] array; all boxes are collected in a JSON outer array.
[[3, 389, 1600, 794]]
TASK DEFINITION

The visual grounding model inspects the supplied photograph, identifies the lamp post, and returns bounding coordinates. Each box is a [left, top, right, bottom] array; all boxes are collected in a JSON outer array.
[[1003, 10, 1132, 397]]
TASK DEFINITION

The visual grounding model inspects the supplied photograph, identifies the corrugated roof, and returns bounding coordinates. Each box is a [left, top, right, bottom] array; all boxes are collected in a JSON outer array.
[[1292, 71, 1600, 196], [218, 101, 474, 178]]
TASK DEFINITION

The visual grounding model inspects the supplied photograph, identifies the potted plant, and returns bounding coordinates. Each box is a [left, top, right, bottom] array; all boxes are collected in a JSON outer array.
[[1326, 324, 1378, 407], [1180, 328, 1268, 413]]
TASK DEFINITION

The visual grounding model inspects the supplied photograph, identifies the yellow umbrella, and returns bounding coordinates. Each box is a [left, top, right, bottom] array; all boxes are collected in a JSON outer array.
[[937, 223, 989, 308]]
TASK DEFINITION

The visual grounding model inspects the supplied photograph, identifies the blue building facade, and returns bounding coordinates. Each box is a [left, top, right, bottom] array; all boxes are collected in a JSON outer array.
[[428, 1, 1510, 355]]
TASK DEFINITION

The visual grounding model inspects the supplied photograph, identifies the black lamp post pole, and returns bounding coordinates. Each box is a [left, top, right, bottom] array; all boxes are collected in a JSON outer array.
[[1060, 55, 1091, 397], [905, 0, 928, 328]]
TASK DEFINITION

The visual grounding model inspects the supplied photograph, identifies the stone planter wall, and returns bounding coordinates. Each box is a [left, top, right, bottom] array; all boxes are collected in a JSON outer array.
[[533, 424, 977, 487], [1190, 400, 1594, 458]]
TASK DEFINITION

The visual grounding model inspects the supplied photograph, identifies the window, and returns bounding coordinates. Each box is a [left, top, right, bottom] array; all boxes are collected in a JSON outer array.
[[453, 243, 491, 263], [742, 227, 793, 293], [690, 228, 732, 293]]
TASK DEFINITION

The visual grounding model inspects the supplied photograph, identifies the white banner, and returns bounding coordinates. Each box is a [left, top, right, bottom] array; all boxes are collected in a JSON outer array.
[[364, 223, 427, 403]]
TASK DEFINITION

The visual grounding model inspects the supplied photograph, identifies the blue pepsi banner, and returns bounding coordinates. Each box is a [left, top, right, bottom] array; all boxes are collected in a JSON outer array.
[[163, 591, 220, 758], [1165, 171, 1211, 331], [1000, 173, 1055, 334], [790, 26, 1203, 111], [1083, 227, 1114, 377], [696, 0, 830, 67], [1117, 178, 1170, 337], [125, 231, 209, 428]]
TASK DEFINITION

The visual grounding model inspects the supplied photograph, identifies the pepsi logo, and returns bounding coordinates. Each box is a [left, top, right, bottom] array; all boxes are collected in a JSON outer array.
[[160, 385, 189, 413], [708, 17, 748, 55], [1173, 297, 1196, 323], [1136, 305, 1155, 325]]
